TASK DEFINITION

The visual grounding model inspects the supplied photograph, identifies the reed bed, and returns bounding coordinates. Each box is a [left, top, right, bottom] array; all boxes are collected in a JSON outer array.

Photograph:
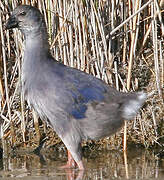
[[0, 0, 163, 152]]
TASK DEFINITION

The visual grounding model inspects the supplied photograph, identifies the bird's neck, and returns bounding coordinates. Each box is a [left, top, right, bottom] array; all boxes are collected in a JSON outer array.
[[24, 31, 50, 57], [22, 30, 51, 78]]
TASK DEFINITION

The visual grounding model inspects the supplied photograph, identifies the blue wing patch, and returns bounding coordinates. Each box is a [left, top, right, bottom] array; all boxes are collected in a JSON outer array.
[[71, 105, 87, 119], [70, 85, 106, 119]]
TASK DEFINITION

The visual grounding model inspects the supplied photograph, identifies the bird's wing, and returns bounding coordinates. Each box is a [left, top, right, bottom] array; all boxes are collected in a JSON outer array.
[[35, 60, 113, 120]]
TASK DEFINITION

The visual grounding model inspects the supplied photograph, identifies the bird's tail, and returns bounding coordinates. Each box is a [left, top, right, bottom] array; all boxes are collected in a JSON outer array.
[[122, 92, 147, 120]]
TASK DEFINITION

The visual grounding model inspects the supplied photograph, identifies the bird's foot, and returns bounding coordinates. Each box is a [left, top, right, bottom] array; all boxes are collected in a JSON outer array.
[[60, 160, 76, 169], [60, 160, 84, 170]]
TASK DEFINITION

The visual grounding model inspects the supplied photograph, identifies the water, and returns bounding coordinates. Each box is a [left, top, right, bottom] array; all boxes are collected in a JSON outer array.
[[0, 148, 164, 180]]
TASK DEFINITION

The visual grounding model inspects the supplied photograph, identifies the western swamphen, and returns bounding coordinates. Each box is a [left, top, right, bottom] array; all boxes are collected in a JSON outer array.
[[6, 5, 146, 170]]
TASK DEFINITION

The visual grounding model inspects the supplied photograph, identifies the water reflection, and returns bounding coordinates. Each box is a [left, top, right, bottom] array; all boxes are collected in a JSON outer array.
[[0, 148, 164, 179]]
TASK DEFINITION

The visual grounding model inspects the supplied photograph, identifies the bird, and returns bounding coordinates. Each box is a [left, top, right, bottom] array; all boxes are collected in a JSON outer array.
[[6, 5, 146, 170]]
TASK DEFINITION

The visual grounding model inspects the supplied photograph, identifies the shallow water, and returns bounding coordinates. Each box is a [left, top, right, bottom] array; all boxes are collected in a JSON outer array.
[[0, 148, 164, 180]]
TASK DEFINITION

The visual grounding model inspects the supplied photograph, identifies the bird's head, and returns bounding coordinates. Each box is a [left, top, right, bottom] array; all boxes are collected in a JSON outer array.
[[6, 5, 45, 36]]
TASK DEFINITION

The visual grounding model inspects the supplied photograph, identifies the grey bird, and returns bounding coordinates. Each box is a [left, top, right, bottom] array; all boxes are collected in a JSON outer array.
[[6, 5, 146, 170]]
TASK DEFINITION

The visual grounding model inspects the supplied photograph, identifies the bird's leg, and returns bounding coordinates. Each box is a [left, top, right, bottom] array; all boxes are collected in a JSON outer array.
[[60, 150, 84, 179], [60, 150, 76, 169], [76, 160, 84, 170], [67, 150, 76, 168], [61, 150, 84, 170]]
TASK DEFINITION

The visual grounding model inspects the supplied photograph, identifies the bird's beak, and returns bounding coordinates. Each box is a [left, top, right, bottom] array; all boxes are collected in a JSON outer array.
[[5, 16, 18, 29]]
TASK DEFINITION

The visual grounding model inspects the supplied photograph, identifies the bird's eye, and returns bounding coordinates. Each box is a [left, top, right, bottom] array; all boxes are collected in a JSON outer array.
[[19, 11, 26, 16]]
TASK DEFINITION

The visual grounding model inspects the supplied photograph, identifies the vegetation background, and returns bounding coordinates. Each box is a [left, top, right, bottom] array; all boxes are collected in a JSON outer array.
[[0, 0, 163, 153]]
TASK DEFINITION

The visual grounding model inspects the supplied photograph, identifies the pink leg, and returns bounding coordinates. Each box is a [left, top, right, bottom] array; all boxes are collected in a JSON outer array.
[[76, 160, 84, 170], [60, 150, 84, 170]]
